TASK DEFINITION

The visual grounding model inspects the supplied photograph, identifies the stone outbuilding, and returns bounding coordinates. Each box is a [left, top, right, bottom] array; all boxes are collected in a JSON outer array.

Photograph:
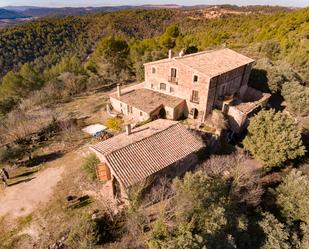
[[90, 119, 205, 199]]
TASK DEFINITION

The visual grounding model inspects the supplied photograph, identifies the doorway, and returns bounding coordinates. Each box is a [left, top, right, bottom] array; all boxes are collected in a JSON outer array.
[[192, 108, 199, 119]]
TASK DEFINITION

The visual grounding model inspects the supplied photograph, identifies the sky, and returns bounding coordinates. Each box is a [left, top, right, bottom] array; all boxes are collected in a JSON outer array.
[[0, 0, 308, 8]]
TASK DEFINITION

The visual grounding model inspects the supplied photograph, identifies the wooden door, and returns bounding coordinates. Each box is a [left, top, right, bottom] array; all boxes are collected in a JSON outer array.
[[96, 163, 111, 181]]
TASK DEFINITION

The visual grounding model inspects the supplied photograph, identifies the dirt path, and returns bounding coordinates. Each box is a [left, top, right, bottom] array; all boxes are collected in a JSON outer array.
[[0, 165, 65, 219], [0, 148, 88, 220]]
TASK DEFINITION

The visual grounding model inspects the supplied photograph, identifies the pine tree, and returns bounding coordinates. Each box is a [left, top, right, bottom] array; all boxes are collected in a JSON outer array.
[[276, 169, 309, 223], [243, 109, 305, 169]]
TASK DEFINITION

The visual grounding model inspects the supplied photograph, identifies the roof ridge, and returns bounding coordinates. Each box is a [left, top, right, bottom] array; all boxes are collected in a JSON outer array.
[[174, 48, 226, 60], [106, 122, 181, 158]]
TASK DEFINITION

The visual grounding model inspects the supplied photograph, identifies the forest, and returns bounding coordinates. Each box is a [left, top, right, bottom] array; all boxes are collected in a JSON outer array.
[[0, 6, 308, 249]]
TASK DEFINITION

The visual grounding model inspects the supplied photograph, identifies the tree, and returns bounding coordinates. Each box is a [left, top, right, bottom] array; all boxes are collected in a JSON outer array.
[[85, 36, 132, 82], [276, 169, 309, 223], [259, 212, 290, 249], [243, 109, 305, 169], [159, 25, 181, 49], [282, 82, 309, 117]]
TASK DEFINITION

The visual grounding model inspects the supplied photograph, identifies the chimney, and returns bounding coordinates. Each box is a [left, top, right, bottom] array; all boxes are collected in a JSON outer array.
[[179, 49, 185, 57], [168, 49, 172, 59], [117, 84, 121, 97], [125, 124, 132, 135]]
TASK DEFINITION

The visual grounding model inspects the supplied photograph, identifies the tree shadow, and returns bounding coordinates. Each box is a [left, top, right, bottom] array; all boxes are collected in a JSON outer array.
[[268, 93, 285, 111], [25, 151, 64, 167], [249, 69, 271, 93], [8, 177, 36, 186]]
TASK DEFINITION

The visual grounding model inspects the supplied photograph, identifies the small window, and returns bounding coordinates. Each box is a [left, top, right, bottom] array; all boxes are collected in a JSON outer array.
[[140, 112, 143, 116], [193, 75, 198, 83], [170, 87, 174, 93], [151, 83, 154, 89], [128, 106, 133, 114], [160, 83, 166, 91], [171, 68, 177, 77], [191, 90, 199, 103], [120, 103, 122, 107], [151, 67, 156, 74]]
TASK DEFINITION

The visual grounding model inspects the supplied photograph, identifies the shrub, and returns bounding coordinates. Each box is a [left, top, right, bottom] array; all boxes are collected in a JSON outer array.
[[258, 212, 290, 249], [282, 82, 309, 117], [276, 169, 309, 223], [243, 109, 306, 169], [105, 117, 123, 131], [81, 154, 100, 180], [0, 144, 25, 164]]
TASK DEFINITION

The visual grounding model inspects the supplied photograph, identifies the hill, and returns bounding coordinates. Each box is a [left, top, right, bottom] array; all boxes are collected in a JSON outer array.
[[0, 8, 31, 19], [0, 7, 307, 115]]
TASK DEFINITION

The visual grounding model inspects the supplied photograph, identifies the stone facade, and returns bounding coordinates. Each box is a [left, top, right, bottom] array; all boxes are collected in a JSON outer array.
[[109, 48, 270, 132], [144, 56, 253, 122], [110, 96, 151, 121]]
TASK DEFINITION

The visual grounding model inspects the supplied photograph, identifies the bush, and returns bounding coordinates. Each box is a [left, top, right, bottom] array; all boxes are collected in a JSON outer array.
[[258, 212, 290, 249], [276, 169, 309, 223], [105, 117, 123, 131], [282, 82, 309, 117], [243, 109, 306, 169], [81, 154, 100, 180], [0, 144, 25, 164]]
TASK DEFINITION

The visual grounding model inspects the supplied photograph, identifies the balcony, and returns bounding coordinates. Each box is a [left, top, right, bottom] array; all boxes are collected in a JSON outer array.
[[168, 76, 178, 84]]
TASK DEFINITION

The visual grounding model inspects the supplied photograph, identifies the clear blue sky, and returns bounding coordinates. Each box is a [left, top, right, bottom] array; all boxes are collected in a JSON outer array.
[[0, 1, 308, 8]]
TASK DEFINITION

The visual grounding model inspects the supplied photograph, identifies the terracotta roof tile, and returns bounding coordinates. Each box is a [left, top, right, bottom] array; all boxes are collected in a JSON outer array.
[[90, 120, 204, 188], [145, 48, 254, 78]]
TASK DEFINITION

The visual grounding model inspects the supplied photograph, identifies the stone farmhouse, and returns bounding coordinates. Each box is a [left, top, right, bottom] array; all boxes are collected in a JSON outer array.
[[109, 48, 270, 132], [90, 119, 204, 199]]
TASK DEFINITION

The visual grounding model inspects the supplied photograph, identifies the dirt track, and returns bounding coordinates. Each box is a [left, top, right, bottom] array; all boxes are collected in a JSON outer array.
[[0, 165, 65, 219]]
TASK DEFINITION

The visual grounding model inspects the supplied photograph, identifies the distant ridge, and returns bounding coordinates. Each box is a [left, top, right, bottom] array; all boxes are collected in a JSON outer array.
[[0, 8, 31, 19], [1, 4, 294, 19]]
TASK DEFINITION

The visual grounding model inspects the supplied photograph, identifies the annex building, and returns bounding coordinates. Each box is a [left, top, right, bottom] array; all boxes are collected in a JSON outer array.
[[90, 119, 204, 198]]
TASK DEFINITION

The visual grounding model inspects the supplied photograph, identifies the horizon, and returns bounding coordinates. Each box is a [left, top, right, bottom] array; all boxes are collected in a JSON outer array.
[[0, 1, 308, 8]]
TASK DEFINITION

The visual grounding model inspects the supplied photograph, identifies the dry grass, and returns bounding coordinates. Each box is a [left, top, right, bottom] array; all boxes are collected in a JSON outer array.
[[0, 146, 115, 249]]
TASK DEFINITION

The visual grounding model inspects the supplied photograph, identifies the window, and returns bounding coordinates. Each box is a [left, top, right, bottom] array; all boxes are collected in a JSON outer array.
[[151, 83, 154, 89], [169, 68, 178, 83], [140, 112, 143, 116], [151, 67, 156, 74], [170, 87, 174, 93], [193, 75, 198, 83], [171, 68, 177, 78], [191, 90, 199, 103], [128, 106, 133, 114], [160, 83, 166, 91], [120, 103, 122, 107]]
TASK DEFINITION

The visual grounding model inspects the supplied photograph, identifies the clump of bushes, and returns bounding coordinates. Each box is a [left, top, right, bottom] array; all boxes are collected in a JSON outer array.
[[105, 117, 123, 131], [282, 81, 309, 117], [81, 154, 100, 180], [243, 109, 305, 170]]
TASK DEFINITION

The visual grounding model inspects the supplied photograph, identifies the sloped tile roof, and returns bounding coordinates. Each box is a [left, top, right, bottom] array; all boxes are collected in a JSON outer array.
[[110, 88, 185, 114], [145, 48, 255, 78], [90, 119, 204, 188]]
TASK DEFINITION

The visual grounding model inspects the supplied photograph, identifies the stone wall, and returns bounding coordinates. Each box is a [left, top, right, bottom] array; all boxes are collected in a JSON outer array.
[[110, 96, 151, 121], [144, 60, 210, 120], [144, 59, 254, 122]]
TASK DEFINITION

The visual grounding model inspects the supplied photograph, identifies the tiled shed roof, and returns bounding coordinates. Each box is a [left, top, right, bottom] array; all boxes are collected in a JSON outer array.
[[145, 48, 254, 78], [90, 119, 204, 188]]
